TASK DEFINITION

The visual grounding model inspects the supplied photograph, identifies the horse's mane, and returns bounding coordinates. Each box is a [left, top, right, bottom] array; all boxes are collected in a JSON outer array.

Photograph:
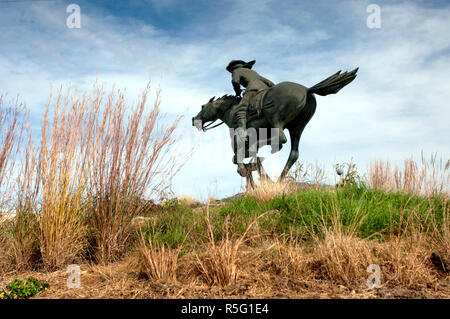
[[218, 94, 241, 104]]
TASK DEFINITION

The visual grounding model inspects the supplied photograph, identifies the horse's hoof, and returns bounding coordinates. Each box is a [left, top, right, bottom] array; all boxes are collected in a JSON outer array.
[[237, 165, 247, 177]]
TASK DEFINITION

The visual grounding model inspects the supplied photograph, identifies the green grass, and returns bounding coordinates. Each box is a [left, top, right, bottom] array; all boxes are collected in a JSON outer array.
[[139, 203, 201, 253], [137, 185, 447, 249]]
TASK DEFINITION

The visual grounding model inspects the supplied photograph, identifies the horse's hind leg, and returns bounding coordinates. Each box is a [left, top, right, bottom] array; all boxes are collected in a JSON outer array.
[[256, 157, 272, 182], [279, 96, 316, 181], [271, 128, 287, 154], [263, 104, 287, 153], [244, 163, 256, 190], [246, 173, 255, 190], [279, 126, 302, 181]]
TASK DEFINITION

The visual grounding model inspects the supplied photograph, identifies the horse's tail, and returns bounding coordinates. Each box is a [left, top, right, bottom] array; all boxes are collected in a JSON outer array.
[[308, 68, 358, 96]]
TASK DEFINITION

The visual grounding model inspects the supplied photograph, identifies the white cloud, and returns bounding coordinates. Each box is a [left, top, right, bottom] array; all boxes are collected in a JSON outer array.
[[0, 0, 448, 199]]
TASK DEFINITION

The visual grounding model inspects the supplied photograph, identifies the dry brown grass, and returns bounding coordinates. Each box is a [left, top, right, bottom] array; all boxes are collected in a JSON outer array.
[[177, 195, 202, 208], [37, 86, 90, 270], [0, 96, 26, 272], [137, 234, 180, 282], [8, 211, 40, 271], [368, 153, 449, 197], [0, 220, 14, 275], [194, 205, 271, 287], [430, 198, 449, 274], [194, 215, 240, 286], [272, 237, 311, 279], [4, 108, 41, 271], [311, 231, 374, 286], [381, 236, 437, 288], [85, 83, 183, 263], [0, 95, 23, 212], [245, 161, 331, 202], [245, 180, 297, 201], [307, 198, 442, 290]]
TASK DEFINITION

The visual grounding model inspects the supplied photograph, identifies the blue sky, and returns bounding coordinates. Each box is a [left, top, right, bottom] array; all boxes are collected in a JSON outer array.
[[1, 0, 449, 200]]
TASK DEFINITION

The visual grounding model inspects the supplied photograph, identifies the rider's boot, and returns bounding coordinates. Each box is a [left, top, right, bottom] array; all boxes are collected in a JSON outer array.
[[236, 105, 248, 144]]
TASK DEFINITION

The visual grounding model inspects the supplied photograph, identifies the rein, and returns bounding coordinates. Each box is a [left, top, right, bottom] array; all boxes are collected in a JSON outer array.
[[202, 120, 224, 131]]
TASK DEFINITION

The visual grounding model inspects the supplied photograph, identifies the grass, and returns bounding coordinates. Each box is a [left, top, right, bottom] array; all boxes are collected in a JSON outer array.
[[1, 173, 448, 298], [193, 205, 271, 287], [127, 183, 447, 295], [368, 153, 449, 197], [83, 83, 182, 263], [38, 86, 90, 269], [137, 232, 180, 282], [198, 186, 446, 241]]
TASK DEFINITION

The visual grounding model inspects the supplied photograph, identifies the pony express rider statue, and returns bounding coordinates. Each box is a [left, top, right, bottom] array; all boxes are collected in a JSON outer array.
[[226, 60, 275, 142]]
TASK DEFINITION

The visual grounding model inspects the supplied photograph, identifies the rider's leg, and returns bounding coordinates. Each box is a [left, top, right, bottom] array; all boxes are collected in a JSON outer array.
[[236, 91, 258, 141], [235, 100, 249, 143], [236, 103, 248, 132]]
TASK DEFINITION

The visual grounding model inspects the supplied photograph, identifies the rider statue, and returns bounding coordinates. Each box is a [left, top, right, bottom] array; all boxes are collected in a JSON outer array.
[[226, 60, 275, 142]]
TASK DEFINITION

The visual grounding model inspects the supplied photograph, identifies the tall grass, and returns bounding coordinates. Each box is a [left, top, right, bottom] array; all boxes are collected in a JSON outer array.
[[0, 81, 185, 270], [37, 86, 93, 269], [0, 95, 23, 211], [245, 180, 297, 202], [10, 109, 41, 270], [245, 162, 329, 202], [194, 205, 271, 287], [368, 153, 449, 197], [0, 96, 24, 272], [138, 233, 180, 282], [85, 83, 182, 263]]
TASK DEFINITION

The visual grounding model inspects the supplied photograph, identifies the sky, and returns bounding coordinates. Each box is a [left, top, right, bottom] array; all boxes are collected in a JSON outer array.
[[0, 0, 449, 200]]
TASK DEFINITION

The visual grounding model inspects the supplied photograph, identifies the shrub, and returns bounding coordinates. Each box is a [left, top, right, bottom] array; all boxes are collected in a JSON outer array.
[[0, 277, 50, 299], [84, 83, 184, 263]]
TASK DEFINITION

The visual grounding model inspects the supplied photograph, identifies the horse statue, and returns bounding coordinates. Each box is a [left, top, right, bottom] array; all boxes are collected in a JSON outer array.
[[192, 68, 358, 187]]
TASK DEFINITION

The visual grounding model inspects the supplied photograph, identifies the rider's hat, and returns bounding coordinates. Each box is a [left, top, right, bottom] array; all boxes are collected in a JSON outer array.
[[226, 60, 256, 72]]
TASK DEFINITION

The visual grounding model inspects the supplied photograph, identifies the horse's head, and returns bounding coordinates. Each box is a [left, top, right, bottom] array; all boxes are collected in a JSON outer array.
[[192, 95, 240, 131]]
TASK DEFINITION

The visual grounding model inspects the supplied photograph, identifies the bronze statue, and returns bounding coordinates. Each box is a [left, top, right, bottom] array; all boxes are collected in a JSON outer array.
[[193, 60, 358, 187]]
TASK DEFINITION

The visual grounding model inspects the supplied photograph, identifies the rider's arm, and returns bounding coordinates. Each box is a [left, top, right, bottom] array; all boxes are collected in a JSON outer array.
[[260, 75, 275, 87], [232, 71, 242, 96]]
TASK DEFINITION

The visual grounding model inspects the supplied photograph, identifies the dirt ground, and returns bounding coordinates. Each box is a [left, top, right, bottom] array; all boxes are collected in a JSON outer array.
[[1, 258, 448, 299]]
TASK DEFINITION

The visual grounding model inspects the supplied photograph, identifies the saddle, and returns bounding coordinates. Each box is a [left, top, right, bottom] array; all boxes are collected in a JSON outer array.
[[247, 89, 269, 117]]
